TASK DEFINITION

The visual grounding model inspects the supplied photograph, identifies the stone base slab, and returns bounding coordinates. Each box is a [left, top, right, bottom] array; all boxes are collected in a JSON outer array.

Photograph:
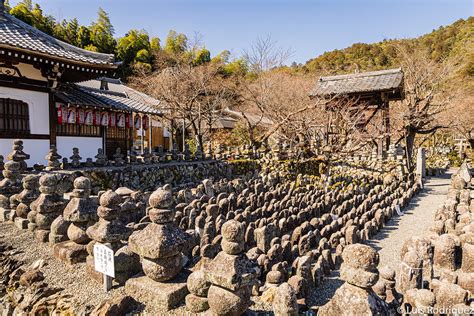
[[14, 217, 29, 229], [0, 209, 11, 222], [53, 241, 88, 265], [125, 273, 189, 311], [34, 230, 49, 243]]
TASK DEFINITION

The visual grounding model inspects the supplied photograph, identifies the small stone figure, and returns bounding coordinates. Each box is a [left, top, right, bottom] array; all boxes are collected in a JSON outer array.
[[215, 144, 224, 160], [113, 147, 125, 166], [142, 148, 152, 164], [7, 139, 30, 171], [60, 157, 69, 170], [70, 147, 82, 168], [183, 143, 191, 161], [128, 150, 137, 164], [45, 145, 62, 171], [195, 144, 203, 160], [0, 155, 5, 179], [171, 143, 179, 161], [85, 158, 94, 167], [205, 141, 213, 160], [0, 143, 23, 220], [94, 148, 107, 166]]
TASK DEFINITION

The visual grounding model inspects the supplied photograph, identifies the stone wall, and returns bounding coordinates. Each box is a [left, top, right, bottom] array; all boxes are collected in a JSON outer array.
[[31, 160, 232, 194]]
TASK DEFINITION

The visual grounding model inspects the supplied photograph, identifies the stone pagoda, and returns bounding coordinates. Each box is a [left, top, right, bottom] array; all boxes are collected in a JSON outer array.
[[14, 174, 40, 229], [206, 220, 257, 315], [85, 190, 137, 284], [126, 186, 189, 310], [30, 174, 66, 242], [53, 176, 98, 265]]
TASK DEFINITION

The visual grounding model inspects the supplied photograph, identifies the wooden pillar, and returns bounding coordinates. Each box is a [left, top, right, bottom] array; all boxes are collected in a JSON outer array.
[[148, 115, 152, 151], [382, 94, 390, 153], [48, 92, 57, 147], [140, 114, 144, 154]]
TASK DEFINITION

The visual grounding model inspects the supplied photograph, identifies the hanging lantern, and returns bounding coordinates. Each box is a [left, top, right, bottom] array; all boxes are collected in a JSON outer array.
[[94, 110, 101, 126], [110, 112, 116, 127], [134, 115, 141, 130], [117, 113, 125, 128], [101, 111, 109, 126], [67, 107, 76, 124], [78, 108, 85, 125], [143, 115, 149, 130], [56, 103, 64, 125], [125, 113, 131, 128], [85, 110, 94, 125]]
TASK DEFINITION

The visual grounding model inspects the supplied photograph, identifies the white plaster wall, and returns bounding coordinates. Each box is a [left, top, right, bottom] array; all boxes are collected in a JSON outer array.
[[0, 86, 49, 134], [0, 139, 49, 165], [56, 136, 103, 161]]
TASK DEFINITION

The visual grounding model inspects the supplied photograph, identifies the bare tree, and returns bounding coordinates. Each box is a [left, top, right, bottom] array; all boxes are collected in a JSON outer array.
[[131, 61, 231, 149], [392, 44, 459, 164]]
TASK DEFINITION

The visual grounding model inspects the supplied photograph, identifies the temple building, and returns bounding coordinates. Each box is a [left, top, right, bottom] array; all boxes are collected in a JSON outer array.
[[0, 3, 164, 164], [310, 68, 404, 155]]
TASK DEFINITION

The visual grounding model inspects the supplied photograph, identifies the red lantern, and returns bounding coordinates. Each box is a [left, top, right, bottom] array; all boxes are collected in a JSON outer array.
[[125, 114, 131, 128], [94, 110, 101, 126], [56, 103, 63, 125], [67, 107, 76, 124], [117, 113, 125, 128], [134, 115, 141, 130], [110, 112, 116, 127], [101, 111, 109, 126], [85, 110, 93, 125], [78, 108, 85, 124], [143, 116, 149, 130]]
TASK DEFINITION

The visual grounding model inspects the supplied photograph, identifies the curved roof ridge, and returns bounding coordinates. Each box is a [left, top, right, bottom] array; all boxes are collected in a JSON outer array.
[[0, 12, 116, 66]]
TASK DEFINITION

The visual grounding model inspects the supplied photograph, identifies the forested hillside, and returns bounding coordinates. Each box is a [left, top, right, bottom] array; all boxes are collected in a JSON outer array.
[[303, 17, 473, 78]]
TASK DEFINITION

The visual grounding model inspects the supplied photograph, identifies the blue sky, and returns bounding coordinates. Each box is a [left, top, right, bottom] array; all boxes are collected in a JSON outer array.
[[11, 0, 474, 63]]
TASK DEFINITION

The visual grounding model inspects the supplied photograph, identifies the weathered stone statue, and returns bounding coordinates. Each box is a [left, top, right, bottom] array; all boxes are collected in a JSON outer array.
[[95, 148, 107, 166], [53, 176, 97, 264], [7, 139, 29, 171], [0, 148, 23, 221], [14, 174, 40, 229], [183, 143, 191, 161], [30, 174, 66, 242], [45, 145, 62, 171], [113, 147, 125, 166], [206, 220, 257, 315], [195, 144, 203, 160], [129, 186, 187, 281], [126, 186, 189, 310], [85, 190, 136, 284], [319, 244, 389, 315], [69, 147, 82, 168]]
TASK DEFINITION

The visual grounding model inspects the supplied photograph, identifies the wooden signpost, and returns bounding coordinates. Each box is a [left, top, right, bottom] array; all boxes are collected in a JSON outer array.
[[93, 243, 115, 292]]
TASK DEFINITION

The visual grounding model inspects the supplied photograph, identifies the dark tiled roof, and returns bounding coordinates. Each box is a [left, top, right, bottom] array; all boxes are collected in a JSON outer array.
[[311, 68, 404, 96], [0, 12, 115, 67], [78, 86, 161, 114], [55, 85, 111, 109]]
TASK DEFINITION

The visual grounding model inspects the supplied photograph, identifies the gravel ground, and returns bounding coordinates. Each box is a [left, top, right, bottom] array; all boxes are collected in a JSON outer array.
[[0, 223, 126, 313]]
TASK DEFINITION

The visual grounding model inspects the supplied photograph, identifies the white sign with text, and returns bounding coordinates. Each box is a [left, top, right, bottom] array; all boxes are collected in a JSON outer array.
[[93, 243, 115, 278]]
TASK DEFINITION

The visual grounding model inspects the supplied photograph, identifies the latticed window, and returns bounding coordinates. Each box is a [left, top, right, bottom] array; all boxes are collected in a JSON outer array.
[[0, 98, 30, 136]]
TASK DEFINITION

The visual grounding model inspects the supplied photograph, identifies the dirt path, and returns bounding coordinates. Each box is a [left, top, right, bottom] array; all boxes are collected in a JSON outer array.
[[365, 169, 453, 271], [312, 170, 453, 308]]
